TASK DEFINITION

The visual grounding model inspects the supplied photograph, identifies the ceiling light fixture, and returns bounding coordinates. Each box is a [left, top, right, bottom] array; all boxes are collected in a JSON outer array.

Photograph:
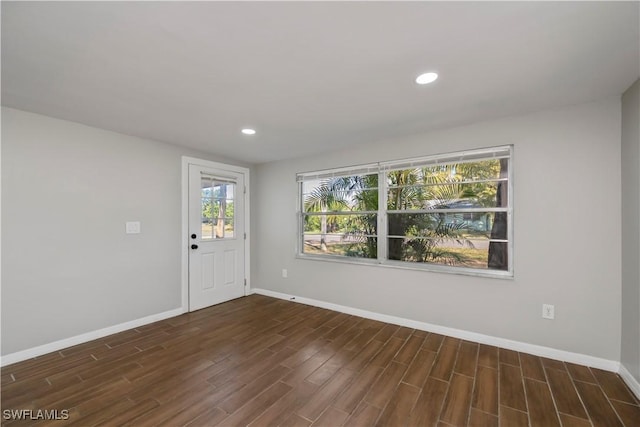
[[416, 72, 438, 85], [241, 128, 256, 135]]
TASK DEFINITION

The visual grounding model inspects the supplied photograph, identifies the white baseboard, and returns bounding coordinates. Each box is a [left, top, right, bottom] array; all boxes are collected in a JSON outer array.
[[1, 307, 185, 367], [251, 288, 620, 373], [619, 363, 640, 399]]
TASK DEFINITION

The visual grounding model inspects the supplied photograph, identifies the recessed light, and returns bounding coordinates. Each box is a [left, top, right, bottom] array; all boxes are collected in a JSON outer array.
[[241, 128, 256, 135], [416, 72, 438, 85]]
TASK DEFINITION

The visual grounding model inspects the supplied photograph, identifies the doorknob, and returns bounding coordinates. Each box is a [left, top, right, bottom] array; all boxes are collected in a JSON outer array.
[[191, 234, 197, 239], [191, 244, 198, 250]]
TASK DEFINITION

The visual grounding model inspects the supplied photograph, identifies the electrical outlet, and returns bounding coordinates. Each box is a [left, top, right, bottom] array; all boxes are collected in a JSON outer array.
[[282, 269, 288, 278], [542, 304, 555, 320]]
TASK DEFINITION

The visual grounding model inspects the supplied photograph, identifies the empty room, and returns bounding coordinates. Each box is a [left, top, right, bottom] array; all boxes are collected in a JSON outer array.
[[1, 1, 639, 426]]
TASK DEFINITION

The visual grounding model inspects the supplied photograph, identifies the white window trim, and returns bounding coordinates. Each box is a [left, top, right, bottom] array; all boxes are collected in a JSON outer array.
[[296, 146, 514, 279]]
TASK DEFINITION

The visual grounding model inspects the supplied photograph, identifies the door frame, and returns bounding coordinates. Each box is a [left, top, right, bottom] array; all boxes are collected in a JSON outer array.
[[181, 156, 251, 312]]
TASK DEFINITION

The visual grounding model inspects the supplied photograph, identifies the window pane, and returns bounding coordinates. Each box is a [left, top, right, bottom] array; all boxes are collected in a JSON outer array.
[[387, 159, 509, 210], [303, 235, 377, 258], [302, 213, 377, 258], [201, 218, 213, 240], [388, 212, 507, 236], [212, 218, 234, 238], [303, 213, 377, 234], [388, 181, 508, 209], [417, 159, 504, 182], [302, 174, 378, 213], [387, 212, 508, 270], [387, 237, 507, 270]]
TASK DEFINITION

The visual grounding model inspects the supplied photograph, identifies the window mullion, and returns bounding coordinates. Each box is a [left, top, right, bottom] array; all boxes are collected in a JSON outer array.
[[377, 170, 387, 263]]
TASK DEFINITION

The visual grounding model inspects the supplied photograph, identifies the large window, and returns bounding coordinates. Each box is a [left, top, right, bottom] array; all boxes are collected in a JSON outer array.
[[297, 146, 513, 277]]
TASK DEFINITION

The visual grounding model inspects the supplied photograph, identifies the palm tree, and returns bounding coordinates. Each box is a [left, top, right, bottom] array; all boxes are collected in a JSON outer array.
[[342, 174, 378, 257], [303, 180, 350, 251], [387, 168, 472, 264]]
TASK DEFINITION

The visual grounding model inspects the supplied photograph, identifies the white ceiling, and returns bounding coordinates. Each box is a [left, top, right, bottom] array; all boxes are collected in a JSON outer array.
[[2, 2, 638, 164]]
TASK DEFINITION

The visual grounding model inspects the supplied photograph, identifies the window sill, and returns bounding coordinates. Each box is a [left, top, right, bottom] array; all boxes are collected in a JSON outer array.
[[296, 253, 514, 280]]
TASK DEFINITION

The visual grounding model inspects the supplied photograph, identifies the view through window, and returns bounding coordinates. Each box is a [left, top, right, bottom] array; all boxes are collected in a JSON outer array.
[[201, 176, 235, 239], [298, 146, 512, 276]]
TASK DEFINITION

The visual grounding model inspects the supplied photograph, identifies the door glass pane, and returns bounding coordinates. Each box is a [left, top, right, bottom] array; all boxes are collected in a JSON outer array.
[[201, 176, 235, 240]]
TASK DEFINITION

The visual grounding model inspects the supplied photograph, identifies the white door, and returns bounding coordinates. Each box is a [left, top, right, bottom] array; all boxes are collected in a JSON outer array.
[[188, 164, 245, 311]]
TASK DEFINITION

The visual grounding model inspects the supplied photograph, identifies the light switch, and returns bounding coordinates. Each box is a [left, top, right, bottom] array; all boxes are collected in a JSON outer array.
[[126, 221, 141, 234]]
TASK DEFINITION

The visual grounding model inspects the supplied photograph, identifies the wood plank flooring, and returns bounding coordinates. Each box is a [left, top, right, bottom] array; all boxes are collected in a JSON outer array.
[[1, 295, 638, 426]]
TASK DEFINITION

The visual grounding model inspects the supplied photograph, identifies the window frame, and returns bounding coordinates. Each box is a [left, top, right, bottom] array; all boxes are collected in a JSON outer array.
[[298, 169, 380, 263], [297, 146, 513, 278]]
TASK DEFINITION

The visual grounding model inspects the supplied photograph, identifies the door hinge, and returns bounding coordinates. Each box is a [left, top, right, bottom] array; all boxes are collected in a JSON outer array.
[[244, 232, 247, 240], [244, 278, 247, 287], [244, 186, 246, 194]]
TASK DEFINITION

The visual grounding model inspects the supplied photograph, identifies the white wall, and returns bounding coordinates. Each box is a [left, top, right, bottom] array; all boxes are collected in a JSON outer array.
[[254, 98, 622, 361], [621, 79, 640, 382], [1, 107, 250, 355]]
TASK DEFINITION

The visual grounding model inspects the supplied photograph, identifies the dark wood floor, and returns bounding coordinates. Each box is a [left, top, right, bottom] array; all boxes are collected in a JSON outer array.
[[1, 295, 638, 427]]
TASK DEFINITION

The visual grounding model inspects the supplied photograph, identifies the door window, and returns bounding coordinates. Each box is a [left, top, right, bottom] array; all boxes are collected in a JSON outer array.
[[200, 175, 235, 239]]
